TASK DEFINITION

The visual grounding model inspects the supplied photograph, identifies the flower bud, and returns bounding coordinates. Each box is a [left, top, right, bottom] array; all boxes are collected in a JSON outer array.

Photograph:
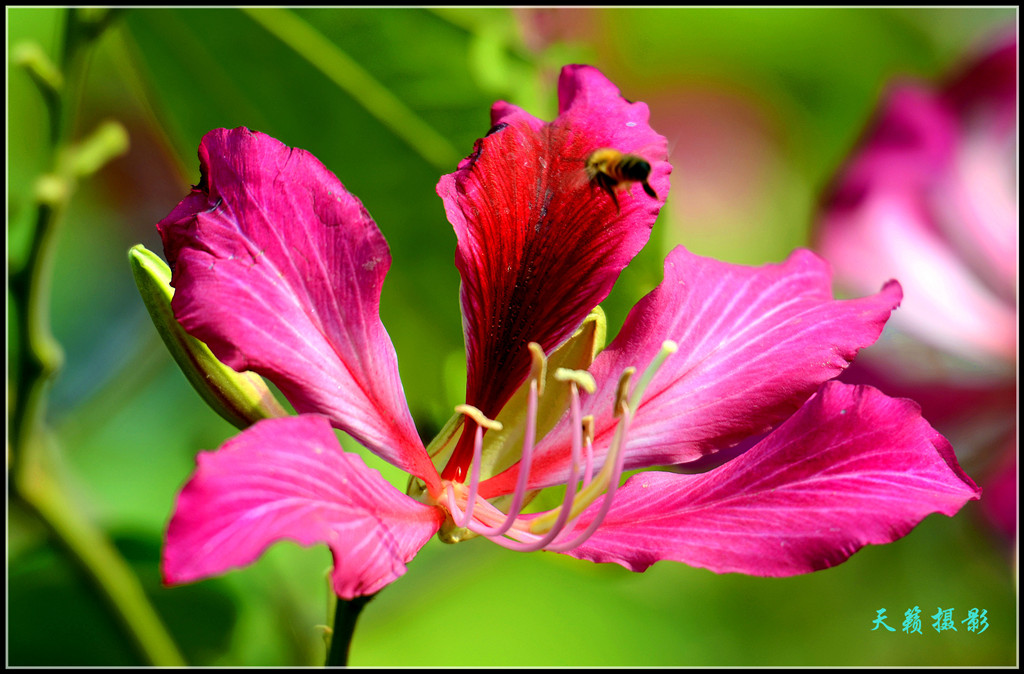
[[129, 244, 288, 428]]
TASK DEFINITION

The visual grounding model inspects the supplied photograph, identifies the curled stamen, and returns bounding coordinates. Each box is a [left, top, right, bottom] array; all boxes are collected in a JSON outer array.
[[474, 381, 586, 553], [614, 367, 635, 418], [459, 379, 540, 539], [554, 367, 596, 394], [454, 404, 503, 431], [446, 496, 543, 550], [527, 342, 547, 397], [533, 345, 675, 551], [525, 382, 589, 536], [445, 343, 676, 555]]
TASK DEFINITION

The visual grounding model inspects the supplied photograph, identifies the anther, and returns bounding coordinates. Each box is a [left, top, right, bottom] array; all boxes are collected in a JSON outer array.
[[454, 404, 503, 431], [581, 415, 595, 446], [581, 415, 595, 488], [527, 342, 547, 397], [614, 367, 635, 417], [554, 367, 596, 394]]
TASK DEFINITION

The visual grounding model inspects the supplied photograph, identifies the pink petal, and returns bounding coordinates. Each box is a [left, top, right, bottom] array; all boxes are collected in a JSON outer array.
[[816, 76, 1017, 368], [163, 415, 443, 599], [561, 381, 980, 575], [158, 128, 436, 485], [823, 83, 956, 203], [437, 64, 669, 424], [481, 246, 901, 497], [936, 36, 1017, 311], [820, 189, 1016, 367]]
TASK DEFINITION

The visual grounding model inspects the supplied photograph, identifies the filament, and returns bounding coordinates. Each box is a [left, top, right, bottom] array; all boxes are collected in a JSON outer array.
[[544, 402, 632, 552], [440, 341, 675, 554], [456, 379, 540, 539]]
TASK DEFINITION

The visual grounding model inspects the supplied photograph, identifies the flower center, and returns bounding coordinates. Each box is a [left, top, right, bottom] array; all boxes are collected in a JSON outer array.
[[430, 339, 677, 552]]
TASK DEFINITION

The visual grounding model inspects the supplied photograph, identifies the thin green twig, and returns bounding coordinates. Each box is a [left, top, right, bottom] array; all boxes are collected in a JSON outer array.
[[16, 441, 186, 666], [9, 8, 185, 667]]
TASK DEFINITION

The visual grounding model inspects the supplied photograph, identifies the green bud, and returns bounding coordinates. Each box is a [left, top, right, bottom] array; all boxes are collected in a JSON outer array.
[[129, 244, 288, 429]]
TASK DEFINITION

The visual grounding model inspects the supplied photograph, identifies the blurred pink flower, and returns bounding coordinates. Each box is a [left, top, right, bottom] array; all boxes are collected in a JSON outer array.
[[815, 36, 1017, 540], [155, 66, 979, 600]]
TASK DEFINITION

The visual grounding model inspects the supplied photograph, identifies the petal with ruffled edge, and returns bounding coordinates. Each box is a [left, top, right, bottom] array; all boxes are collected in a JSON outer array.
[[163, 415, 443, 599], [559, 382, 980, 575], [158, 128, 436, 485], [480, 246, 901, 496], [437, 64, 670, 422]]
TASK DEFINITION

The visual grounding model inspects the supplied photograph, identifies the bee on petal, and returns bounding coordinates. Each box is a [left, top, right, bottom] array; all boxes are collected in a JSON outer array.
[[585, 148, 657, 212]]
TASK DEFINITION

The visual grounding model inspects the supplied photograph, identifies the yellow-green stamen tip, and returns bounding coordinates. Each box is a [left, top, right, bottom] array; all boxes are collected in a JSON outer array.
[[527, 341, 547, 397], [553, 367, 597, 394], [581, 415, 595, 446], [454, 404, 503, 431], [614, 367, 635, 418]]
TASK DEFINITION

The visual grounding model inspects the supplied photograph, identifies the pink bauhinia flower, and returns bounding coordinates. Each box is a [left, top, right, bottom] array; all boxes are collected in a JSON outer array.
[[814, 37, 1016, 540], [157, 65, 979, 600]]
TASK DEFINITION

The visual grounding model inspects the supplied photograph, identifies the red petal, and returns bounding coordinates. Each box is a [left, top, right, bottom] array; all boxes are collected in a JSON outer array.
[[438, 64, 669, 423], [437, 65, 669, 479]]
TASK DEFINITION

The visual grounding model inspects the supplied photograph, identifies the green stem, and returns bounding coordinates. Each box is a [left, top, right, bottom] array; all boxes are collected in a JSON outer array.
[[325, 594, 375, 666], [16, 444, 186, 666], [10, 196, 66, 459], [9, 7, 184, 667]]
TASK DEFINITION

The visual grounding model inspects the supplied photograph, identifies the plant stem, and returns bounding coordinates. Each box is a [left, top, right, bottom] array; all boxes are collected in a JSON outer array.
[[9, 8, 184, 666], [326, 594, 375, 667], [16, 440, 186, 666]]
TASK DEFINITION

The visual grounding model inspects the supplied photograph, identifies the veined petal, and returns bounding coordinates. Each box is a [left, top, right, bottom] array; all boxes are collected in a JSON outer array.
[[437, 64, 669, 422], [605, 246, 901, 465], [158, 128, 435, 484], [561, 382, 980, 575], [483, 246, 901, 496], [163, 415, 443, 599]]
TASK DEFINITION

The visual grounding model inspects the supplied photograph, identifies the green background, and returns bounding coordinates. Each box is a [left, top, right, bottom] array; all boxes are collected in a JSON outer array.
[[7, 7, 1017, 666]]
